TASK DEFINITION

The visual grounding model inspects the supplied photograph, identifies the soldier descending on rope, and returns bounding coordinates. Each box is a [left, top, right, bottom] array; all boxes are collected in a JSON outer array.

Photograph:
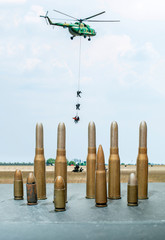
[[77, 91, 82, 98], [76, 104, 80, 110], [73, 115, 80, 123]]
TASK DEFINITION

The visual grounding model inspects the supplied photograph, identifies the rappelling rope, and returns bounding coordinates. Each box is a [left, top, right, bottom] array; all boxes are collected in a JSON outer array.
[[76, 36, 82, 116], [78, 36, 81, 92]]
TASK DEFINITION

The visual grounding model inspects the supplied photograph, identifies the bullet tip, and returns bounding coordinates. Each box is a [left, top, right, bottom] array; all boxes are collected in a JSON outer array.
[[58, 122, 65, 129], [140, 121, 147, 128], [55, 176, 65, 189], [57, 122, 66, 149], [36, 122, 44, 148], [89, 121, 95, 126], [88, 121, 96, 148], [97, 145, 105, 170], [98, 144, 103, 151], [36, 122, 43, 127], [139, 121, 147, 148], [14, 169, 23, 180], [128, 173, 137, 185], [111, 121, 118, 128], [111, 121, 118, 148], [27, 172, 36, 184]]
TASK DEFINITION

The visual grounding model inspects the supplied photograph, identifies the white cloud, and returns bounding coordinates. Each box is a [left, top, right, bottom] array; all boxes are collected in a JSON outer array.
[[52, 59, 66, 68], [31, 44, 51, 56], [99, 0, 165, 20], [81, 76, 92, 85], [84, 34, 133, 67], [148, 59, 165, 95], [116, 42, 162, 88], [24, 5, 45, 23], [22, 58, 41, 71], [83, 34, 164, 92], [0, 43, 4, 55], [140, 42, 159, 60], [0, 0, 26, 3], [5, 42, 25, 56], [13, 15, 22, 27]]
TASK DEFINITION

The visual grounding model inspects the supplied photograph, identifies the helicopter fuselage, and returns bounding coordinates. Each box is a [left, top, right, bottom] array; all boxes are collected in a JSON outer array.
[[68, 22, 96, 37], [45, 17, 96, 38]]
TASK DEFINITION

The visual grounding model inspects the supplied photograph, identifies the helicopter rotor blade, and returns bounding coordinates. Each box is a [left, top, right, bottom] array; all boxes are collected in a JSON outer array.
[[40, 11, 49, 18], [50, 18, 72, 20], [86, 20, 120, 22], [81, 11, 105, 21], [53, 9, 78, 21], [40, 11, 48, 17]]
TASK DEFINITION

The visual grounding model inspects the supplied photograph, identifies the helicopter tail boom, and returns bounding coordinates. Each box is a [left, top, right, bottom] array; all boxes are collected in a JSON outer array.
[[40, 12, 72, 28]]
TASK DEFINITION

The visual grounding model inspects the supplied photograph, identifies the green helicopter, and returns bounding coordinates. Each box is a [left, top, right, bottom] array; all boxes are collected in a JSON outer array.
[[40, 10, 120, 41]]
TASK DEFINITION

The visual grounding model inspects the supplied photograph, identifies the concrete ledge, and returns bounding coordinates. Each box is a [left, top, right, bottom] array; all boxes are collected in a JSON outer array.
[[0, 183, 165, 240]]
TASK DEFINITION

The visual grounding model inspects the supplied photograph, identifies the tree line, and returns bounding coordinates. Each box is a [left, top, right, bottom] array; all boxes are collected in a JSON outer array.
[[0, 160, 159, 166], [46, 158, 86, 166], [0, 159, 86, 166]]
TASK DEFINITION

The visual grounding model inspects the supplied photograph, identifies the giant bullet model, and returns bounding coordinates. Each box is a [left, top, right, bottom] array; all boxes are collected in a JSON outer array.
[[108, 121, 121, 199], [127, 173, 138, 206], [136, 121, 148, 199], [86, 121, 96, 199], [95, 145, 107, 207], [14, 169, 23, 200], [34, 123, 46, 200], [54, 176, 66, 211], [27, 172, 38, 205], [54, 122, 67, 202]]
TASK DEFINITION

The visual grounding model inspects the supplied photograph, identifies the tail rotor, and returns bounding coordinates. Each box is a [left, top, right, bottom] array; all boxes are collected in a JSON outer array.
[[40, 11, 49, 25]]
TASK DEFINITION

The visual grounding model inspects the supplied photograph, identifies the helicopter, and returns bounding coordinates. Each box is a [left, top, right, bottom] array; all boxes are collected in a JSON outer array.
[[40, 10, 120, 41]]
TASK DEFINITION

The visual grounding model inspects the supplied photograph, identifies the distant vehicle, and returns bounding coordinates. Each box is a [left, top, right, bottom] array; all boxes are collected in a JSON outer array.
[[72, 164, 84, 172]]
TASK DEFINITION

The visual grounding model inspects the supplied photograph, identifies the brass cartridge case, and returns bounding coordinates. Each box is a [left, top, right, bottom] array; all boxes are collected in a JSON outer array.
[[34, 123, 46, 200], [86, 121, 96, 199], [95, 145, 107, 207], [54, 176, 66, 212], [127, 173, 138, 206], [27, 172, 38, 205], [136, 121, 148, 199], [54, 123, 67, 202], [108, 122, 121, 199], [14, 169, 23, 200]]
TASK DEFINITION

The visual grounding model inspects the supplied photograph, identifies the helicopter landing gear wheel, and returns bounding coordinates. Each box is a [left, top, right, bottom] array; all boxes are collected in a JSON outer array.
[[88, 37, 91, 41], [71, 36, 74, 40], [84, 35, 86, 39]]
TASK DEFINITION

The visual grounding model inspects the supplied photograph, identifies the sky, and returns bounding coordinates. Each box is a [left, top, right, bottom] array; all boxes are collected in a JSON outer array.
[[0, 0, 165, 164]]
